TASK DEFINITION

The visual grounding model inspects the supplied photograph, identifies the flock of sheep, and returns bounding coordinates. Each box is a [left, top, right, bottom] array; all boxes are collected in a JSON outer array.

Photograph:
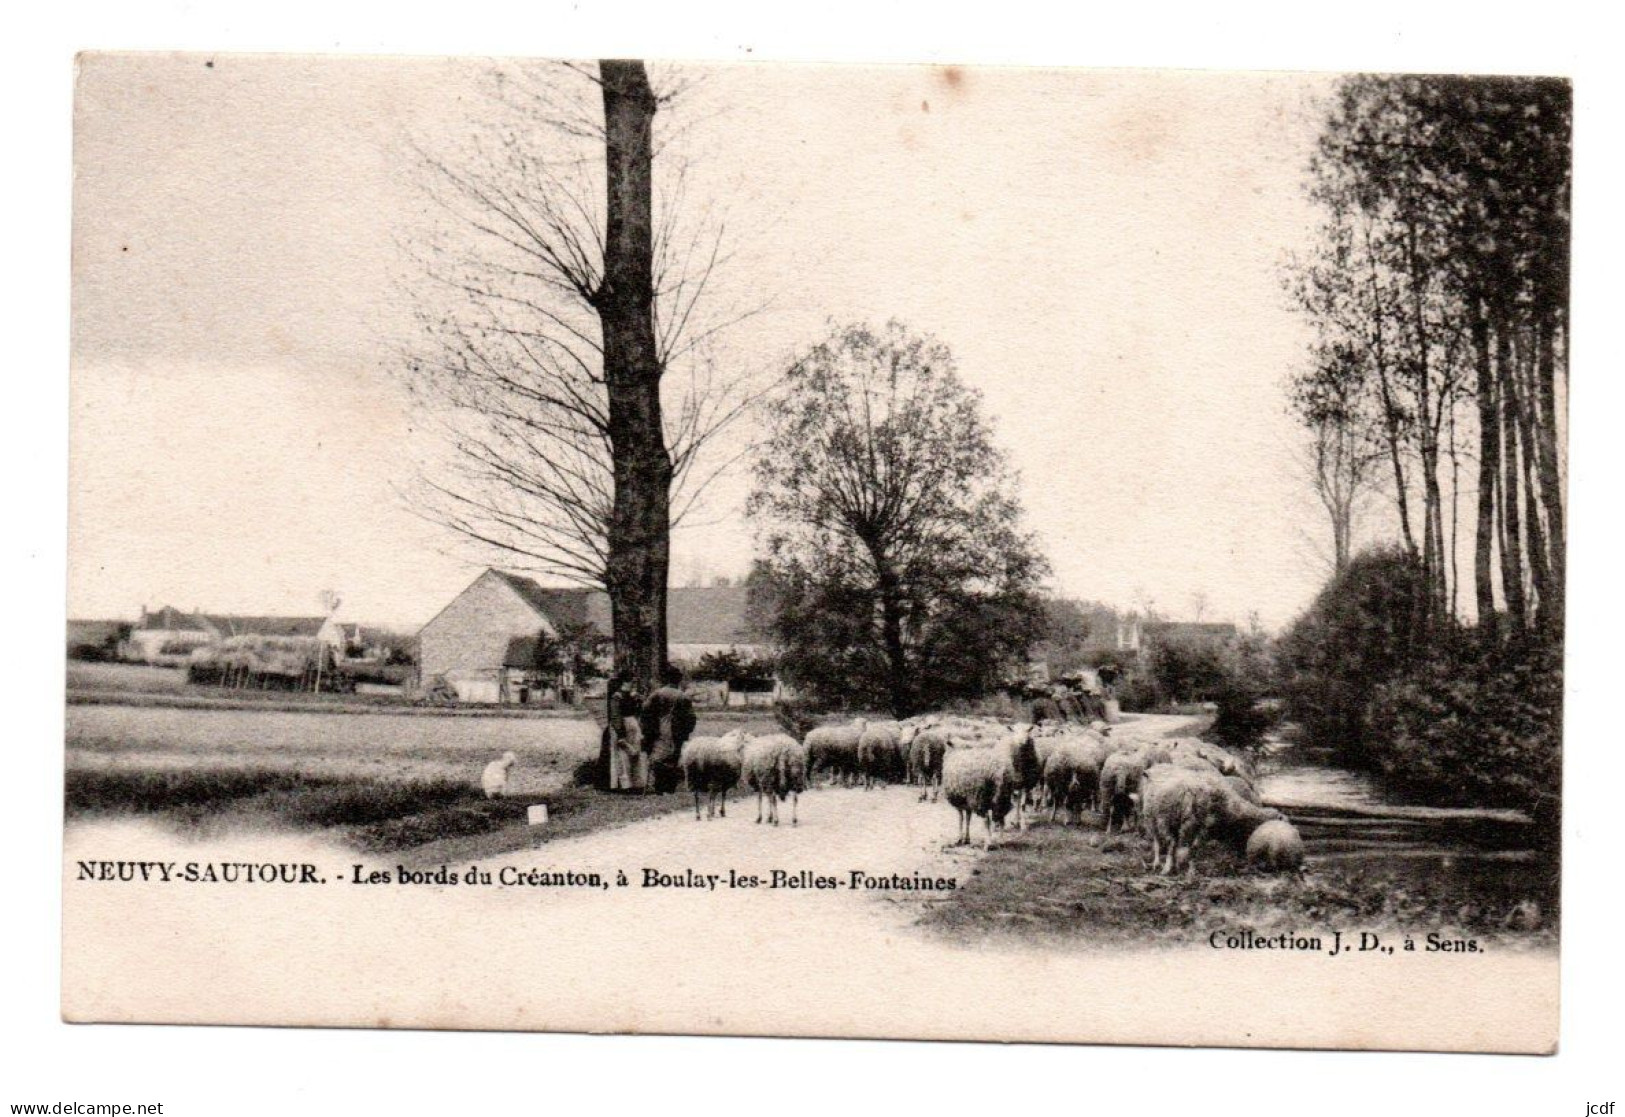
[[478, 712, 1306, 877], [663, 713, 1306, 877]]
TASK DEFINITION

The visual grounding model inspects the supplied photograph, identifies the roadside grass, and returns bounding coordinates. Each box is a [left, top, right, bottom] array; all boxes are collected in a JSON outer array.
[[389, 789, 694, 866], [64, 766, 692, 857], [65, 767, 308, 822], [918, 816, 1559, 949], [66, 662, 191, 694], [64, 702, 793, 863]]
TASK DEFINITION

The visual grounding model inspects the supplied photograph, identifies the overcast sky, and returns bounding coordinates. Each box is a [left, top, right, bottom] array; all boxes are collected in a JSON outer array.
[[71, 55, 1340, 631]]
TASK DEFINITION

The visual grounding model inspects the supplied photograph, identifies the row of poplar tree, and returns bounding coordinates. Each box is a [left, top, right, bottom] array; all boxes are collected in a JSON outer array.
[[1288, 75, 1569, 641]]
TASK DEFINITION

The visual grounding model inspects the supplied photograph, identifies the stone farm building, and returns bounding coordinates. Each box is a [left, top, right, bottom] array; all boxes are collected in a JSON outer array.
[[418, 569, 775, 705]]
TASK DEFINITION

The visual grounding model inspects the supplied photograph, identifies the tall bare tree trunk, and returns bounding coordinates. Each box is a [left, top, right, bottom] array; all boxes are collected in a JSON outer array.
[[1514, 331, 1553, 629], [597, 60, 671, 692], [1496, 325, 1528, 633], [1362, 234, 1417, 559], [1532, 307, 1566, 633], [1405, 219, 1447, 620], [1447, 391, 1461, 618], [1471, 307, 1499, 634]]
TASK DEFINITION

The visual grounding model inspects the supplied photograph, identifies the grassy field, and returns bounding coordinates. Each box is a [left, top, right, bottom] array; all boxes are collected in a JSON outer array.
[[918, 818, 1558, 950], [64, 701, 784, 856], [67, 662, 191, 693], [67, 661, 511, 716]]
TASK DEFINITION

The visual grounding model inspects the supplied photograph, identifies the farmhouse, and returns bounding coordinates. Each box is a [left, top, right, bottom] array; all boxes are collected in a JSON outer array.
[[417, 569, 774, 704], [125, 606, 344, 664]]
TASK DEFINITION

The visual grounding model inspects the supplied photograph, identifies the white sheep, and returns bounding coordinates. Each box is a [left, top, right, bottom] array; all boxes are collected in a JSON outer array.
[[1139, 763, 1226, 875], [1099, 748, 1151, 833], [1225, 773, 1263, 805], [942, 734, 1035, 849], [1169, 737, 1250, 778], [999, 723, 1043, 830], [481, 751, 517, 799], [804, 718, 868, 786], [857, 720, 904, 788], [678, 731, 747, 821], [1042, 735, 1108, 823], [905, 723, 954, 802], [1141, 763, 1287, 875], [1245, 819, 1306, 873], [742, 733, 810, 825]]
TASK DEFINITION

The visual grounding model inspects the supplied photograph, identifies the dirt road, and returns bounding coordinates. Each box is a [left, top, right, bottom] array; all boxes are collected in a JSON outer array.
[[469, 712, 1193, 935]]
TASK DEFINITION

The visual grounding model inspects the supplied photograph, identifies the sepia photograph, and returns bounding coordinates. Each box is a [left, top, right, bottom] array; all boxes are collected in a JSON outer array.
[[62, 49, 1567, 1053]]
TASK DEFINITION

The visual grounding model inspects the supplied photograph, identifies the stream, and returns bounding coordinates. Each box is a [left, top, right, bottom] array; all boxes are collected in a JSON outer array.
[[1253, 734, 1552, 917]]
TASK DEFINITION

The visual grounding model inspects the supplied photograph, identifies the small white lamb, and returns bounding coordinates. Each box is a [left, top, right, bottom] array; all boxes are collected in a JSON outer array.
[[482, 751, 518, 799]]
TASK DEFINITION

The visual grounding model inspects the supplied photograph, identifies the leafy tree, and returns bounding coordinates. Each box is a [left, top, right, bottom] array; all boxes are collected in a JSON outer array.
[[1145, 638, 1231, 706], [749, 322, 1048, 715], [690, 649, 775, 687], [1276, 545, 1437, 763], [529, 620, 611, 682], [1034, 598, 1124, 675]]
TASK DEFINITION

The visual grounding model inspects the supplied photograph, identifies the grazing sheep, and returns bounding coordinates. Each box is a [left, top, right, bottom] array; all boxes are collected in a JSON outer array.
[[1245, 818, 1305, 873], [942, 742, 1017, 850], [1225, 773, 1262, 805], [898, 719, 926, 783], [1139, 741, 1174, 767], [1169, 738, 1250, 778], [1032, 726, 1062, 767], [1169, 752, 1223, 776], [1210, 779, 1285, 847], [742, 732, 810, 826], [1140, 764, 1228, 875], [481, 752, 517, 799], [857, 720, 905, 788], [679, 731, 747, 821], [1100, 748, 1155, 833], [1030, 729, 1064, 810], [1141, 761, 1286, 874], [804, 719, 868, 786], [906, 724, 955, 802], [1001, 724, 1044, 830], [1042, 737, 1105, 824]]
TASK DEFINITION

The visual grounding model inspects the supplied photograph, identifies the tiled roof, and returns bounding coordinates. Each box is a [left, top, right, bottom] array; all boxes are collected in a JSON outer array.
[[489, 571, 614, 634], [486, 570, 768, 646], [503, 635, 541, 668], [134, 606, 212, 633], [1142, 621, 1238, 641], [203, 614, 328, 638]]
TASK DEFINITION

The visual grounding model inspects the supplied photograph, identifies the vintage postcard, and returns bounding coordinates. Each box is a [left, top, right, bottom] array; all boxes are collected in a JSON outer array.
[[65, 54, 1565, 1051]]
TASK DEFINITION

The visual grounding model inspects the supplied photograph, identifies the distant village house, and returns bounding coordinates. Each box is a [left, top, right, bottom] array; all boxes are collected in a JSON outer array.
[[1140, 620, 1239, 650], [122, 606, 347, 665]]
